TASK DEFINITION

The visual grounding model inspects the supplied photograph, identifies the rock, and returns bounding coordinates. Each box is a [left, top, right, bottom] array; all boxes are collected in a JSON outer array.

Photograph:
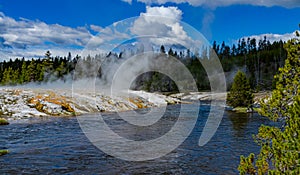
[[0, 118, 9, 125], [41, 101, 63, 115], [0, 88, 191, 119], [96, 105, 105, 112]]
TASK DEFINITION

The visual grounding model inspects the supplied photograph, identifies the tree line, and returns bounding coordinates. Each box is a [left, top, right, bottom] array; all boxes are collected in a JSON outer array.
[[0, 51, 77, 85], [137, 36, 287, 92], [0, 36, 287, 92], [214, 36, 286, 90]]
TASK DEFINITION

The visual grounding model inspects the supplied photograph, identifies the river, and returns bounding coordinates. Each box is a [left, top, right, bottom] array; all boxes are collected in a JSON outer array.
[[0, 103, 271, 174]]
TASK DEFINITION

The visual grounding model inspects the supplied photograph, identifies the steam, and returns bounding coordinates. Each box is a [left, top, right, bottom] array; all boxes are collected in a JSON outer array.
[[201, 10, 215, 41], [224, 66, 246, 89]]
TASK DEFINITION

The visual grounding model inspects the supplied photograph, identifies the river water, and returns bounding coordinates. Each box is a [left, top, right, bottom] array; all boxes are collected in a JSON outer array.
[[0, 103, 271, 174]]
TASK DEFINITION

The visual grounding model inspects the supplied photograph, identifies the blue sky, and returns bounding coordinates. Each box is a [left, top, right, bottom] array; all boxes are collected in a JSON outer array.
[[0, 0, 299, 58]]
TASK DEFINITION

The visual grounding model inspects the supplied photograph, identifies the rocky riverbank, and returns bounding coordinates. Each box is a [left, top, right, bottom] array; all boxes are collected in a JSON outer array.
[[0, 88, 183, 121], [0, 88, 269, 121]]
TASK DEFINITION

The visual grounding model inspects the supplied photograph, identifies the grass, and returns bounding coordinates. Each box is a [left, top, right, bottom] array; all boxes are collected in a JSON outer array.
[[0, 150, 9, 156], [232, 107, 262, 114], [253, 107, 262, 113], [233, 107, 248, 113], [0, 118, 9, 125]]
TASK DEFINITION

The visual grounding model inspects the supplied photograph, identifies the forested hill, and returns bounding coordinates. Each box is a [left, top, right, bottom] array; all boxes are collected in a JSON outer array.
[[0, 36, 287, 91], [214, 37, 286, 90]]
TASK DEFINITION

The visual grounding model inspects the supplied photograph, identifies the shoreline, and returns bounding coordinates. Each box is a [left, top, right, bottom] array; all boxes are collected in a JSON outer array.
[[0, 88, 181, 122], [0, 87, 271, 122]]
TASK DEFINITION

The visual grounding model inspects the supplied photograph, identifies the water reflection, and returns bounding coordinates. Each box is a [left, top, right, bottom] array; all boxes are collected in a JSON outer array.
[[228, 112, 249, 130]]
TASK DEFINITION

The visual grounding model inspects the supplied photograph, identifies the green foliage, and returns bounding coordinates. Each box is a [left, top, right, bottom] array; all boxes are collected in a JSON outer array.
[[239, 153, 257, 174], [1, 67, 11, 85], [0, 150, 9, 156], [227, 70, 253, 108], [0, 51, 75, 85], [238, 37, 300, 174], [20, 61, 28, 83], [36, 63, 45, 82], [27, 59, 36, 82], [0, 118, 9, 125], [1, 67, 19, 85], [215, 37, 286, 89], [232, 107, 248, 113]]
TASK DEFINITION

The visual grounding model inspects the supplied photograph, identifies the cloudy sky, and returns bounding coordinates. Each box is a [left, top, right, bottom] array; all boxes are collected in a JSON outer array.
[[0, 0, 299, 59]]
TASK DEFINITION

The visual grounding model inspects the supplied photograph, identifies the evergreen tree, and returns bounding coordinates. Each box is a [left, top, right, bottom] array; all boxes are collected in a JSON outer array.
[[1, 68, 11, 85], [160, 45, 165, 54], [27, 59, 36, 81], [36, 63, 44, 82], [20, 61, 28, 84], [238, 36, 300, 174], [67, 52, 72, 61], [227, 70, 253, 108], [55, 61, 66, 79], [11, 69, 19, 85], [45, 50, 51, 59], [43, 51, 54, 82], [168, 48, 174, 56]]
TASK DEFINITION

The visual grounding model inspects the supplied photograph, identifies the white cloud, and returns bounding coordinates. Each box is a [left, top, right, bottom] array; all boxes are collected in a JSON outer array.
[[90, 24, 103, 32], [131, 6, 199, 47], [125, 0, 300, 8], [0, 46, 83, 62], [241, 31, 299, 44], [122, 0, 133, 4], [0, 12, 122, 59], [0, 12, 92, 49]]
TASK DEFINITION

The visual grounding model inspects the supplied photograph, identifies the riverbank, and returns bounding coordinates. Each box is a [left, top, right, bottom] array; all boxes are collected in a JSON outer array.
[[227, 91, 270, 113], [0, 88, 270, 121], [0, 88, 183, 121]]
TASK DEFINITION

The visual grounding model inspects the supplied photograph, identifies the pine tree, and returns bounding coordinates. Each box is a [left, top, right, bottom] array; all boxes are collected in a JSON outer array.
[[160, 45, 165, 54], [20, 61, 28, 83], [36, 63, 44, 82], [238, 36, 300, 174], [227, 70, 253, 108], [11, 69, 19, 85], [45, 50, 51, 59], [1, 68, 11, 85], [55, 61, 66, 79], [168, 48, 174, 56], [43, 51, 54, 82], [27, 59, 36, 82]]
